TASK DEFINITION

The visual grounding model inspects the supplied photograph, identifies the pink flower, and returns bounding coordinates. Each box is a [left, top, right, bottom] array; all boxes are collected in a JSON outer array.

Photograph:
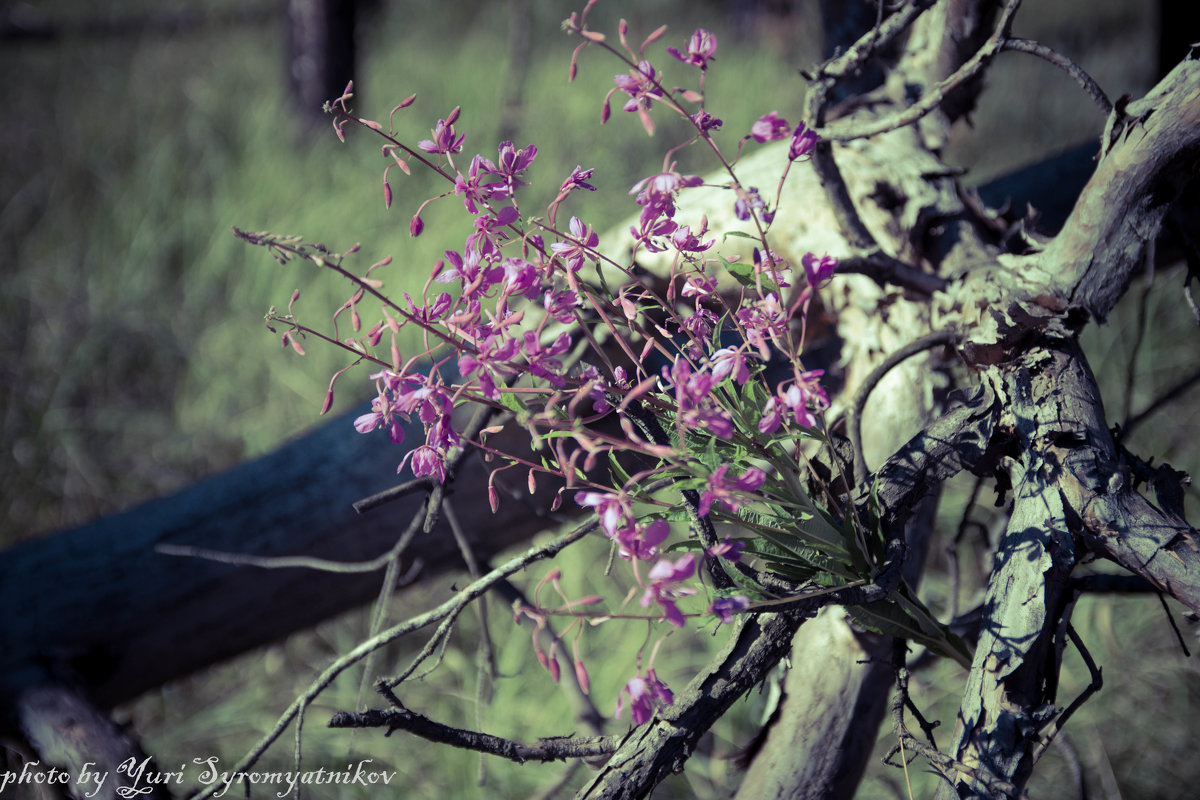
[[802, 252, 838, 288], [417, 115, 465, 154], [550, 216, 599, 274], [402, 444, 446, 483], [543, 288, 580, 323], [614, 669, 674, 725], [788, 121, 818, 161], [706, 538, 745, 562], [666, 29, 717, 69], [613, 60, 663, 112], [691, 111, 723, 132], [698, 465, 767, 517], [758, 374, 828, 433], [576, 490, 634, 537], [710, 347, 753, 386], [641, 554, 697, 626], [616, 519, 670, 561], [750, 111, 790, 143]]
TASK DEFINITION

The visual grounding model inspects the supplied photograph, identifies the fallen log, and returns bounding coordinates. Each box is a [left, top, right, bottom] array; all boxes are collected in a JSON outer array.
[[0, 404, 563, 720]]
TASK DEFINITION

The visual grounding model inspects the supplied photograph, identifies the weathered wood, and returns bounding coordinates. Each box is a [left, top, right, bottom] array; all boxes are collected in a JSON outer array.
[[0, 405, 562, 719]]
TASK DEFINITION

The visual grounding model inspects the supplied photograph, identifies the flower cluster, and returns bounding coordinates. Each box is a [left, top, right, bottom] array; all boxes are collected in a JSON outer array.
[[266, 10, 849, 731]]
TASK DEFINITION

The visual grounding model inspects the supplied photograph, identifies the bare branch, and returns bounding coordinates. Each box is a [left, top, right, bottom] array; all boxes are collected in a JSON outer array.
[[574, 611, 803, 800], [187, 518, 598, 800], [847, 328, 963, 483], [328, 702, 622, 763], [1001, 38, 1112, 114], [818, 0, 1023, 142]]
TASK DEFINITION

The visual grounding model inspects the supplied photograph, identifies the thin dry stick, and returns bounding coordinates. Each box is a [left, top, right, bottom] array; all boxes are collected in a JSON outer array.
[[328, 702, 624, 763], [185, 518, 598, 800], [818, 0, 1023, 142], [1032, 625, 1103, 763], [1001, 37, 1112, 113], [847, 329, 962, 485]]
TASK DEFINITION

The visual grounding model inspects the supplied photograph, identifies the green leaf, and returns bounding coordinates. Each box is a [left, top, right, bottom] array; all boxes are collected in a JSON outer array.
[[847, 587, 972, 668]]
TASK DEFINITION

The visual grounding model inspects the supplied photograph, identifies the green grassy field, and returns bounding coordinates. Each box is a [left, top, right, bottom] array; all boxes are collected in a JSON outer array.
[[3, 1, 1198, 798]]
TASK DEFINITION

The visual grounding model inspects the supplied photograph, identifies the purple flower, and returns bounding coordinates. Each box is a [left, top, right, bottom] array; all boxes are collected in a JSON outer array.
[[481, 140, 537, 183], [438, 247, 504, 298], [612, 61, 663, 135], [629, 207, 678, 253], [666, 29, 717, 69], [455, 155, 505, 214], [671, 224, 713, 254], [736, 293, 787, 358], [788, 121, 818, 161], [681, 306, 718, 342], [613, 60, 663, 111], [616, 519, 670, 561], [750, 111, 791, 143], [501, 257, 540, 300], [559, 165, 597, 195], [522, 330, 571, 387], [758, 374, 827, 433], [550, 216, 600, 274], [641, 554, 697, 627], [467, 205, 520, 259], [733, 186, 773, 223], [458, 334, 520, 401], [802, 252, 838, 288], [576, 490, 634, 537], [709, 347, 752, 385], [543, 288, 580, 323], [402, 444, 446, 483], [698, 465, 767, 517], [417, 116, 465, 154], [681, 275, 718, 300], [706, 538, 745, 562], [691, 111, 723, 132], [615, 669, 674, 725], [630, 170, 702, 215], [756, 249, 792, 288], [664, 357, 734, 439], [709, 595, 750, 623]]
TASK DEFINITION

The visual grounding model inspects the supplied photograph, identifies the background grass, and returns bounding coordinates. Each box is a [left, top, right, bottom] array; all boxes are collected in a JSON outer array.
[[2, 1, 1197, 798]]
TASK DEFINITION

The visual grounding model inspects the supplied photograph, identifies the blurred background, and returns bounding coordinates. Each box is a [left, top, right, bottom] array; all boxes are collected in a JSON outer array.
[[2, 0, 1196, 797]]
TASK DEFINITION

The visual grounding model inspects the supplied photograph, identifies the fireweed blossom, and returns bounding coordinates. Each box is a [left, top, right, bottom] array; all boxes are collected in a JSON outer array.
[[615, 518, 670, 561], [417, 115, 465, 154], [478, 140, 537, 196], [666, 28, 717, 70], [749, 110, 790, 143], [576, 490, 635, 538], [802, 252, 839, 288], [550, 216, 600, 277], [664, 357, 734, 439], [733, 185, 774, 223], [698, 465, 767, 517], [613, 60, 664, 112], [282, 16, 850, 735], [758, 371, 829, 433], [641, 554, 697, 627], [788, 121, 818, 161], [615, 669, 674, 725]]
